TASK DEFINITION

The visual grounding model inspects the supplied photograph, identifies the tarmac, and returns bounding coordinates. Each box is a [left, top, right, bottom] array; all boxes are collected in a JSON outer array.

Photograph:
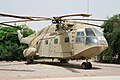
[[0, 60, 120, 80], [20, 76, 120, 80]]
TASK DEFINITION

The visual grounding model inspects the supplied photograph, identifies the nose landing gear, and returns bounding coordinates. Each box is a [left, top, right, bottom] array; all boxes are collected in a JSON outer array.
[[81, 62, 92, 69]]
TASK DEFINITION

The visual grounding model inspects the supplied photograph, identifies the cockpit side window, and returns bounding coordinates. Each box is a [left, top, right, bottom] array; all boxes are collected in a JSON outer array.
[[85, 28, 95, 36], [76, 31, 85, 42], [77, 32, 84, 36]]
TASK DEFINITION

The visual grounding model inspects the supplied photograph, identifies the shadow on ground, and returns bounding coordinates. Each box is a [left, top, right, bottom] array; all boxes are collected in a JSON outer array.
[[27, 61, 101, 71]]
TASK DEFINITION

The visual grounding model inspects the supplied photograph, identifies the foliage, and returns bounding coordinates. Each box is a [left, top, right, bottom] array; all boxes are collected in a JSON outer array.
[[101, 14, 120, 61], [0, 25, 34, 61]]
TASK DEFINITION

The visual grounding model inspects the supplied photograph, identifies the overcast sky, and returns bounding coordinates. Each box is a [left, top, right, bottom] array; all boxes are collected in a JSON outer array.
[[0, 0, 120, 30]]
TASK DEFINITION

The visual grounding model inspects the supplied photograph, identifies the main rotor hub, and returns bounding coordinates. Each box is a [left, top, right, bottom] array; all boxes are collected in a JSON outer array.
[[52, 17, 64, 24]]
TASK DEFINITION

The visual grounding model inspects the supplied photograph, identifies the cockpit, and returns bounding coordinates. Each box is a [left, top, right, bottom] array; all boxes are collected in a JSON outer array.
[[76, 27, 107, 45]]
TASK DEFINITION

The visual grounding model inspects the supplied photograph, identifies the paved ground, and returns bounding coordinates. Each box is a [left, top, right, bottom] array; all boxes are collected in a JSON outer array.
[[0, 60, 120, 80], [20, 76, 120, 80]]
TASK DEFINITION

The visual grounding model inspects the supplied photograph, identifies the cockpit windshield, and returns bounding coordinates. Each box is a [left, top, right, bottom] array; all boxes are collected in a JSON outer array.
[[76, 28, 103, 45], [85, 28, 98, 45], [86, 37, 98, 45], [85, 28, 95, 36], [92, 28, 103, 36]]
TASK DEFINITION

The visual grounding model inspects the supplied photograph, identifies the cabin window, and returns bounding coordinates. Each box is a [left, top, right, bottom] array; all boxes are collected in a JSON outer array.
[[45, 40, 48, 45], [54, 38, 58, 44], [85, 28, 95, 36], [65, 37, 69, 43]]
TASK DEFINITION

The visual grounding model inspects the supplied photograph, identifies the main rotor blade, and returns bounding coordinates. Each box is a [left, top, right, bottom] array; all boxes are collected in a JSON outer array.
[[0, 18, 51, 24], [65, 18, 120, 22], [58, 13, 92, 19], [0, 23, 21, 29], [66, 21, 103, 28], [80, 22, 103, 28], [0, 13, 34, 20], [0, 13, 51, 20]]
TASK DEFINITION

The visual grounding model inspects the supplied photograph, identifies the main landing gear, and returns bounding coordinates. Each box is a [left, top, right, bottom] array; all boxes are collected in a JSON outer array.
[[26, 57, 34, 64], [59, 59, 68, 63], [81, 61, 92, 69]]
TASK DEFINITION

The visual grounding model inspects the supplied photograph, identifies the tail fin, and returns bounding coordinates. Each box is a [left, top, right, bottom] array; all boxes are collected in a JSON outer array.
[[17, 30, 35, 44], [17, 30, 23, 41]]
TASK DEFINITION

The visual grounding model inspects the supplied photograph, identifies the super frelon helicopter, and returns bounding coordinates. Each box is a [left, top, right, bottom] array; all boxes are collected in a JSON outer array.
[[0, 13, 110, 69]]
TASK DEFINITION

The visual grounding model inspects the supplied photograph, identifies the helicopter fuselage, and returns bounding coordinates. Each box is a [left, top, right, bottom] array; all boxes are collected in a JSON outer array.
[[19, 23, 108, 60]]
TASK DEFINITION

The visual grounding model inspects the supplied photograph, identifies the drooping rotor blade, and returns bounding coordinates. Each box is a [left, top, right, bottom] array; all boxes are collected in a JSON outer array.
[[0, 23, 21, 29], [65, 18, 120, 22], [58, 13, 92, 19], [66, 21, 103, 28], [80, 22, 103, 28], [28, 16, 51, 19], [0, 23, 15, 27], [0, 13, 34, 20], [0, 13, 51, 20], [0, 18, 51, 24]]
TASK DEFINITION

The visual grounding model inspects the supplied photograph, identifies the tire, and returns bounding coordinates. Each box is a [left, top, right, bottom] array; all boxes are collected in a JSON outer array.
[[60, 59, 68, 63], [86, 62, 92, 69], [26, 58, 34, 64], [81, 62, 88, 69]]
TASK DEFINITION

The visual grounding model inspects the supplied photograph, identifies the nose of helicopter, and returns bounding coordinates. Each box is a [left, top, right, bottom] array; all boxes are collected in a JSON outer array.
[[73, 45, 108, 60]]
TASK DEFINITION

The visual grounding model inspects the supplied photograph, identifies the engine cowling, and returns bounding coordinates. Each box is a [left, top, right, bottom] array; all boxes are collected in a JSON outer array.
[[23, 47, 37, 57]]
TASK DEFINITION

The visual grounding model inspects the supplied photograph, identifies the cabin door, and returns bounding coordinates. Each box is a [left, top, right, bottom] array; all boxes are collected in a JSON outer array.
[[53, 35, 72, 58]]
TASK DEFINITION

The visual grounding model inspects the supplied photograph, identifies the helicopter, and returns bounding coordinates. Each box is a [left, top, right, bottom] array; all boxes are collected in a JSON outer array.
[[0, 13, 110, 69]]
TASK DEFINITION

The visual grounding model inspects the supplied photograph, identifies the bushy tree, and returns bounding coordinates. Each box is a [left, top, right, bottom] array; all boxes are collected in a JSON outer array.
[[0, 25, 34, 61], [102, 14, 120, 60]]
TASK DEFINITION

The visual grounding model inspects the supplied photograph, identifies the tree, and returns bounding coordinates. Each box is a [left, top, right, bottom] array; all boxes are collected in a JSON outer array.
[[102, 14, 120, 60], [0, 25, 34, 61]]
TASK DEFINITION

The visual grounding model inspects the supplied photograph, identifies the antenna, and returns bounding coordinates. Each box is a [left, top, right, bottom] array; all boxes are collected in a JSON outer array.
[[86, 0, 90, 23], [87, 0, 89, 14]]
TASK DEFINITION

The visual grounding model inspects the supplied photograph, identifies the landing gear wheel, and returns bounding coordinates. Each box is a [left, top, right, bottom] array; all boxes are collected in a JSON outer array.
[[60, 59, 68, 63], [26, 58, 34, 64], [81, 62, 92, 69], [81, 62, 88, 69], [86, 62, 92, 69]]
